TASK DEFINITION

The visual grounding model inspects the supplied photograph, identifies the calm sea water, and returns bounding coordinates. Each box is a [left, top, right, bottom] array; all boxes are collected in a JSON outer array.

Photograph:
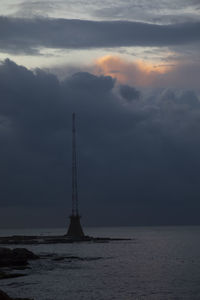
[[1, 226, 200, 300]]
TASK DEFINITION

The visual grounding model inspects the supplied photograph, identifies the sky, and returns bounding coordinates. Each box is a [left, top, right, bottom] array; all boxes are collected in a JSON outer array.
[[0, 0, 200, 228]]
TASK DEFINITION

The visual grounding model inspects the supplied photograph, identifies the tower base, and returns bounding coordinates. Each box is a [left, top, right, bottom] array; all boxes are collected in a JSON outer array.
[[66, 214, 85, 238]]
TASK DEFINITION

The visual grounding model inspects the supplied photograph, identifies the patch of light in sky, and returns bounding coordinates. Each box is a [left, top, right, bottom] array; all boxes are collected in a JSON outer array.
[[0, 46, 172, 70]]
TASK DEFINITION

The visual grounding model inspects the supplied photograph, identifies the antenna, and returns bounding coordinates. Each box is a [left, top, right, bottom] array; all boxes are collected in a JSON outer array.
[[72, 112, 79, 215], [66, 113, 84, 238]]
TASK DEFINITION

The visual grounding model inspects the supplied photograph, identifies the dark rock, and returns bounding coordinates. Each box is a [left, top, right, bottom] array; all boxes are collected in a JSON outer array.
[[0, 290, 11, 300], [12, 248, 38, 260], [0, 247, 39, 267], [0, 271, 26, 280], [0, 289, 33, 299]]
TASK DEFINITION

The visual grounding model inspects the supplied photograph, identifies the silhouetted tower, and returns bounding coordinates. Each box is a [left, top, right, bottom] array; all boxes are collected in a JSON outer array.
[[66, 113, 84, 238]]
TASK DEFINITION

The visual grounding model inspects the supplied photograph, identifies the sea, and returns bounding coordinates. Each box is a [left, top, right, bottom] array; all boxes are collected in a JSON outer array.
[[0, 226, 200, 300]]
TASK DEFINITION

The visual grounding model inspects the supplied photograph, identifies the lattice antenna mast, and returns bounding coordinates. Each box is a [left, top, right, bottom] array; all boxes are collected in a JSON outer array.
[[66, 113, 84, 238], [72, 112, 79, 216]]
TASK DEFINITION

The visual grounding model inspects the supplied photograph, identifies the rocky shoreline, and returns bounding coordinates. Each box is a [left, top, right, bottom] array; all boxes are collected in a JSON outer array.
[[0, 245, 106, 299], [0, 236, 131, 299], [0, 247, 38, 299]]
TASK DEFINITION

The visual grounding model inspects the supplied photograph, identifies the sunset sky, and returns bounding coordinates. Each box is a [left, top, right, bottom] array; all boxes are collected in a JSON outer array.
[[1, 0, 200, 88], [0, 0, 200, 227]]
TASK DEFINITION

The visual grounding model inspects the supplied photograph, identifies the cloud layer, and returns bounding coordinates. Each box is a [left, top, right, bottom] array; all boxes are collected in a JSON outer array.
[[0, 17, 200, 54], [3, 0, 200, 25]]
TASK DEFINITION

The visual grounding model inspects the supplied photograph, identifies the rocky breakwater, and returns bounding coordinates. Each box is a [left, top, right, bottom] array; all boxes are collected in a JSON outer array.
[[0, 235, 131, 245]]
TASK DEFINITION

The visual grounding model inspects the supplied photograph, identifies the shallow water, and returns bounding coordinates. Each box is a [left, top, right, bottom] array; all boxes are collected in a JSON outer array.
[[1, 226, 200, 300]]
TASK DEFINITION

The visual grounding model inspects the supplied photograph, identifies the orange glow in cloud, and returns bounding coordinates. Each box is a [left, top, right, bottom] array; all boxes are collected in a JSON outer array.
[[94, 55, 171, 87]]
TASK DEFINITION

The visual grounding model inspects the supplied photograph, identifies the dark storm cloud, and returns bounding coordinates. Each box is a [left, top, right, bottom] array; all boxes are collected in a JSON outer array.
[[0, 17, 200, 54], [0, 59, 200, 227], [119, 85, 141, 101]]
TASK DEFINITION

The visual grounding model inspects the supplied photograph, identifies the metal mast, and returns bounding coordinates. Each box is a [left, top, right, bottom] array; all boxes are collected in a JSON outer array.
[[66, 113, 84, 238], [72, 112, 78, 215]]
